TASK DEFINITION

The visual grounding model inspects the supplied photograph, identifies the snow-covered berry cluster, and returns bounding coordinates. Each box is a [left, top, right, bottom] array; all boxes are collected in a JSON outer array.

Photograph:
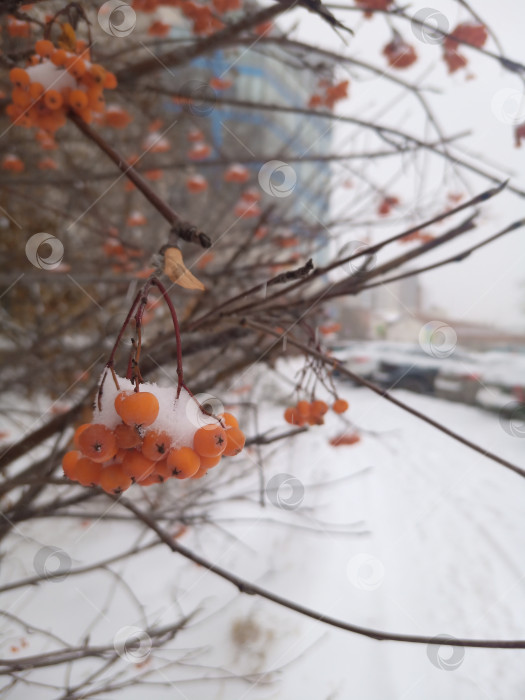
[[63, 375, 245, 493], [7, 38, 117, 135]]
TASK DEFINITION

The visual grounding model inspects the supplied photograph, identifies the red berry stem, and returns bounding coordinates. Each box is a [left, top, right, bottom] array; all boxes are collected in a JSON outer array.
[[150, 277, 184, 397], [125, 347, 134, 382], [97, 276, 186, 402], [131, 279, 157, 391], [98, 276, 185, 403], [97, 287, 143, 409]]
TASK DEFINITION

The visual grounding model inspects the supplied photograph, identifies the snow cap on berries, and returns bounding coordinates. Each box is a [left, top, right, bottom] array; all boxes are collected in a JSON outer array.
[[94, 375, 217, 450]]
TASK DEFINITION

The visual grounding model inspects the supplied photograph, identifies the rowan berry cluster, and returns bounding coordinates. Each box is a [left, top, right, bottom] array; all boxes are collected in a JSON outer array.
[[63, 377, 245, 494], [7, 36, 117, 135], [329, 432, 361, 447], [442, 23, 488, 74], [62, 276, 245, 494], [308, 79, 349, 110], [383, 36, 417, 69], [354, 0, 393, 18], [132, 0, 242, 35], [283, 398, 349, 427]]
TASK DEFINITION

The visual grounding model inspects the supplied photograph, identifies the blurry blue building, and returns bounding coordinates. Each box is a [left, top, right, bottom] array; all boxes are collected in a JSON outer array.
[[162, 8, 333, 262]]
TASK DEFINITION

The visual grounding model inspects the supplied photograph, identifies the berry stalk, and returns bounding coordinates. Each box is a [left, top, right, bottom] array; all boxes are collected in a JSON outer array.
[[150, 277, 184, 397], [98, 276, 185, 409]]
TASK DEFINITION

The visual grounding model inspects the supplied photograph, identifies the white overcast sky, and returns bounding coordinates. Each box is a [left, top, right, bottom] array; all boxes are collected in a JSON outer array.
[[269, 0, 525, 332]]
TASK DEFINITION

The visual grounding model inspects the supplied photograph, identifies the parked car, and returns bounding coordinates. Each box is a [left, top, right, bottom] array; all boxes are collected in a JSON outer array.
[[331, 341, 423, 383], [474, 351, 525, 413], [333, 341, 484, 402], [371, 346, 441, 395], [332, 342, 525, 409], [330, 342, 380, 382], [433, 351, 482, 405]]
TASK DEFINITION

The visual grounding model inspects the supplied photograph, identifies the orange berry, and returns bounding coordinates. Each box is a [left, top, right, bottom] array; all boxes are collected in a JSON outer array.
[[167, 447, 200, 478], [311, 400, 329, 416], [7, 16, 30, 38], [40, 109, 66, 132], [75, 39, 89, 55], [36, 129, 57, 148], [75, 457, 103, 487], [122, 450, 155, 482], [296, 400, 311, 417], [142, 430, 171, 461], [219, 412, 238, 428], [114, 389, 135, 414], [191, 465, 209, 479], [332, 399, 349, 414], [9, 67, 29, 88], [6, 103, 23, 119], [29, 82, 44, 99], [50, 49, 68, 67], [78, 424, 117, 463], [37, 157, 58, 170], [1, 154, 24, 172], [73, 423, 91, 449], [116, 391, 159, 427], [44, 90, 63, 110], [198, 454, 221, 468], [14, 114, 32, 128], [152, 459, 172, 482], [104, 71, 117, 89], [89, 64, 107, 85], [12, 87, 31, 107], [76, 107, 93, 124], [114, 423, 142, 449], [86, 86, 104, 109], [90, 93, 105, 113], [100, 464, 132, 494], [104, 106, 131, 128], [62, 450, 80, 479], [284, 407, 303, 426], [193, 424, 227, 458], [65, 56, 86, 78], [35, 39, 54, 58], [69, 89, 88, 111], [222, 427, 245, 456], [138, 472, 161, 486]]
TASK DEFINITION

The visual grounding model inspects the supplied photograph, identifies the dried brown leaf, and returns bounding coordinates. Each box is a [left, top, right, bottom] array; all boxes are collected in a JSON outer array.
[[164, 247, 205, 291]]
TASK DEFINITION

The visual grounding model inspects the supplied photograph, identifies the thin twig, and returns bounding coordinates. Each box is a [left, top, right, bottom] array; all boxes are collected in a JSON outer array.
[[114, 496, 525, 649]]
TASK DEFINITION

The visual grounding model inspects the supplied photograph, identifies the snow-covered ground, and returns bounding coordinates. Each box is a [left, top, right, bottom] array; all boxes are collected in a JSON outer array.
[[1, 360, 524, 699]]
